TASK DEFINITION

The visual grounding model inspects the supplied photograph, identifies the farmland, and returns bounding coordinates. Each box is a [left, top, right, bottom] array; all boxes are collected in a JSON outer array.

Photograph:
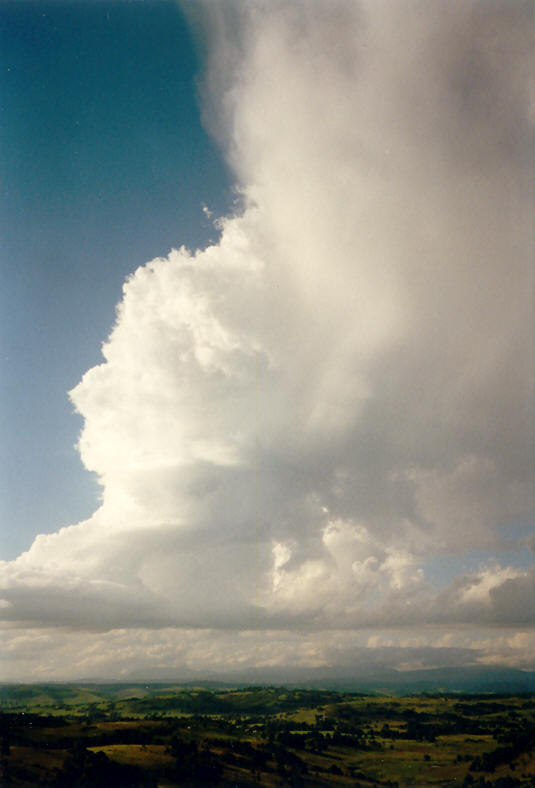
[[1, 683, 534, 785]]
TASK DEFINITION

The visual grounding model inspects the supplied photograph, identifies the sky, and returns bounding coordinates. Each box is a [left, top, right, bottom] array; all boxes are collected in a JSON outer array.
[[0, 0, 234, 559], [0, 0, 534, 681]]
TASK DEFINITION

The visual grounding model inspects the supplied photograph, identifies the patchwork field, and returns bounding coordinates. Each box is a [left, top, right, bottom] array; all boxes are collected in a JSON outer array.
[[0, 683, 534, 785]]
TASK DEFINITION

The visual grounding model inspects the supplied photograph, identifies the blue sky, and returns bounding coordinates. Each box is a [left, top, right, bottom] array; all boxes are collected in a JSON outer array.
[[0, 0, 533, 680], [1, 1, 233, 558]]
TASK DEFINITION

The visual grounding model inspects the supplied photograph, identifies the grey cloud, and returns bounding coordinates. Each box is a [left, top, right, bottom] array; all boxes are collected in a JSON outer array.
[[488, 569, 535, 626]]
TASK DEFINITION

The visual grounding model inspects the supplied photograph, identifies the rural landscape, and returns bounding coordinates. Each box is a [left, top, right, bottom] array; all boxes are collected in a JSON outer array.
[[1, 682, 534, 786]]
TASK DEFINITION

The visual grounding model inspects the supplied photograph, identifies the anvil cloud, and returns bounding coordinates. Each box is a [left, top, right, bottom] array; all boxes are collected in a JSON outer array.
[[1, 0, 533, 679]]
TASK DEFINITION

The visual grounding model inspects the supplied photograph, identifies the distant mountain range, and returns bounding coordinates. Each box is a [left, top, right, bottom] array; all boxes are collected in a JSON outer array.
[[219, 665, 535, 694], [67, 664, 535, 695], [288, 665, 535, 694]]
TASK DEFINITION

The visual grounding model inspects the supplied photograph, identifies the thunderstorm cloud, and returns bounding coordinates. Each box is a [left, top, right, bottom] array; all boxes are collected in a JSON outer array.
[[1, 0, 533, 679]]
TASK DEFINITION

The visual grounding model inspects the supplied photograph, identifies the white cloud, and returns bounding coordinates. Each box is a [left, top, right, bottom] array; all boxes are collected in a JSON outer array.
[[1, 0, 533, 676], [4, 623, 535, 682], [458, 564, 524, 607]]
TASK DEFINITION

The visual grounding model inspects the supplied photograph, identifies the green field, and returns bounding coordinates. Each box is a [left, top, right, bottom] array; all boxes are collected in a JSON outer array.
[[1, 683, 534, 785]]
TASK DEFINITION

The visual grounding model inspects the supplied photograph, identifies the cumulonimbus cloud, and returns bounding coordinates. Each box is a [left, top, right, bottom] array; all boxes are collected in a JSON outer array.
[[1, 0, 533, 670]]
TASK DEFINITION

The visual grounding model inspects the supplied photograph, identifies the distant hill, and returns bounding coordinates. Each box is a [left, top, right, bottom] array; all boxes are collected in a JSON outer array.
[[3, 664, 534, 697], [71, 664, 535, 695], [290, 665, 535, 694], [207, 664, 535, 695]]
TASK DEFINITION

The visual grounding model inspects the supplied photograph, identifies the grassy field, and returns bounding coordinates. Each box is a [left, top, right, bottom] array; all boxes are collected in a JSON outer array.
[[0, 684, 534, 785]]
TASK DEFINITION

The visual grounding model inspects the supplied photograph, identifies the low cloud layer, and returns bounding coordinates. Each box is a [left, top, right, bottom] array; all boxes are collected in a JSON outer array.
[[1, 0, 534, 676]]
